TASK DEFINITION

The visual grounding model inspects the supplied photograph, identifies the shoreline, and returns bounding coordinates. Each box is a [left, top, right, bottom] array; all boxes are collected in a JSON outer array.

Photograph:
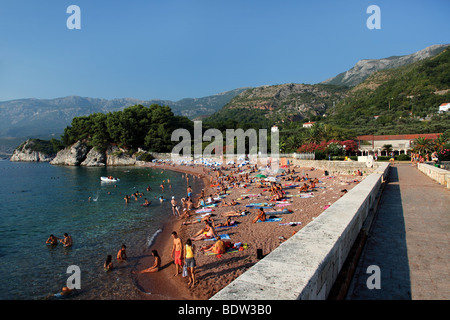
[[132, 163, 211, 300]]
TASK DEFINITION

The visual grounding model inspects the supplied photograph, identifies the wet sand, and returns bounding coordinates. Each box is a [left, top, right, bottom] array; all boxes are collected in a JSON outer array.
[[131, 162, 363, 300]]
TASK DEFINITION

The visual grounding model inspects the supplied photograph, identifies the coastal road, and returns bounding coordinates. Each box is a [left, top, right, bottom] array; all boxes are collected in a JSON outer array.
[[346, 163, 450, 300]]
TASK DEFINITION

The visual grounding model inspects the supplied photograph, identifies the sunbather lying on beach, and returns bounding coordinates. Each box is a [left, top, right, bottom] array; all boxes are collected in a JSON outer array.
[[182, 214, 212, 225], [220, 199, 237, 207], [222, 209, 249, 217], [215, 217, 236, 227]]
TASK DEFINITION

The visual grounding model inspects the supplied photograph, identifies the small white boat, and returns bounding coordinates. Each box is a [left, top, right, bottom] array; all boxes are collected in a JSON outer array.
[[100, 176, 120, 182]]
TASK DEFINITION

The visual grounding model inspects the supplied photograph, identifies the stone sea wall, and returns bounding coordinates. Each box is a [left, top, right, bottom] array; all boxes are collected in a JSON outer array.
[[211, 162, 390, 300]]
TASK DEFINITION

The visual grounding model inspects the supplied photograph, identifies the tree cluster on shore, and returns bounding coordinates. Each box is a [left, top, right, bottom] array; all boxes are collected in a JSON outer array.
[[61, 104, 194, 153]]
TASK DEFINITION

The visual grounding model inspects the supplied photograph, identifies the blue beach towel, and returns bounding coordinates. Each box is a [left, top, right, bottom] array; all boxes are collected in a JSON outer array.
[[215, 224, 238, 229], [203, 234, 231, 241], [257, 218, 282, 223], [264, 209, 292, 215]]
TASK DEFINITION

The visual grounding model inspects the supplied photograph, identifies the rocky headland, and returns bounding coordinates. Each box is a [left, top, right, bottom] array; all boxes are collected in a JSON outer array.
[[50, 142, 141, 167], [10, 139, 56, 162], [11, 139, 147, 167]]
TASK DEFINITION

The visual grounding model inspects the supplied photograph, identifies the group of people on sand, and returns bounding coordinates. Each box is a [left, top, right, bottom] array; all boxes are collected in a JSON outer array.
[[296, 178, 318, 193], [133, 231, 197, 288], [132, 179, 205, 289]]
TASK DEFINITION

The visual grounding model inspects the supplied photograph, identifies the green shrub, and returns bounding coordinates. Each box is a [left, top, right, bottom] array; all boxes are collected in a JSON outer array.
[[397, 154, 410, 161], [138, 153, 155, 162]]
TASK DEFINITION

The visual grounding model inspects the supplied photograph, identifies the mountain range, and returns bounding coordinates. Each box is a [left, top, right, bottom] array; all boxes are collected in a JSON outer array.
[[0, 88, 249, 154], [1, 44, 448, 156], [321, 44, 449, 87]]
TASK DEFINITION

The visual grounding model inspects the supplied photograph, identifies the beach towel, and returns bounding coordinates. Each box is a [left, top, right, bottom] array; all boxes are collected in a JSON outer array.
[[257, 218, 282, 223], [245, 203, 269, 207], [204, 248, 244, 256], [215, 224, 238, 229], [203, 234, 231, 241], [196, 208, 213, 213], [264, 209, 292, 215], [205, 249, 239, 255], [279, 221, 302, 226], [283, 185, 299, 189], [275, 203, 291, 207], [287, 193, 314, 198]]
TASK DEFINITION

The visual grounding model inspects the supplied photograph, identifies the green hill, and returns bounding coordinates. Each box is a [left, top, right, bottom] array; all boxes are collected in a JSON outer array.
[[324, 47, 450, 135], [204, 83, 348, 130]]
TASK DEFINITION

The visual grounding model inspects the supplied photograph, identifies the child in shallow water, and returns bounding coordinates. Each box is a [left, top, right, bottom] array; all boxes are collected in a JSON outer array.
[[104, 255, 113, 272]]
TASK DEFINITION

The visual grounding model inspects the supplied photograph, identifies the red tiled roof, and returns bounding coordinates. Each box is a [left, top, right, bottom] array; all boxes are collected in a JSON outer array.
[[357, 133, 442, 141]]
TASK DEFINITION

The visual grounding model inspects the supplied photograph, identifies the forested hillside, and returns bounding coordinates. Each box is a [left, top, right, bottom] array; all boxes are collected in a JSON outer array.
[[324, 47, 450, 135], [61, 104, 193, 153]]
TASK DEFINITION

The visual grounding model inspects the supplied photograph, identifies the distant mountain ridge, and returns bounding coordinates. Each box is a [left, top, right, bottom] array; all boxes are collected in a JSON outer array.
[[321, 44, 449, 87], [0, 87, 249, 139]]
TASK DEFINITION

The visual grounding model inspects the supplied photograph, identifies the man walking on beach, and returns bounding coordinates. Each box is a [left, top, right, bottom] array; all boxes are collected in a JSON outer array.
[[171, 231, 183, 276]]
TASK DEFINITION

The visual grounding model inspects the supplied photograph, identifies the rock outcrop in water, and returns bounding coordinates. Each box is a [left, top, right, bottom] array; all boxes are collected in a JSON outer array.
[[49, 141, 142, 167], [50, 141, 90, 166], [80, 147, 106, 167], [10, 139, 55, 162], [105, 145, 137, 166]]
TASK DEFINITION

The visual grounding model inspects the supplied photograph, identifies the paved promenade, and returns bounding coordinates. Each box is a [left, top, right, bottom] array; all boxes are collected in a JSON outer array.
[[347, 163, 450, 300]]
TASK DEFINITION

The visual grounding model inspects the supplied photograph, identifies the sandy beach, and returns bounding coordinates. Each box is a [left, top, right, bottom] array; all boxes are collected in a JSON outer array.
[[131, 161, 364, 300]]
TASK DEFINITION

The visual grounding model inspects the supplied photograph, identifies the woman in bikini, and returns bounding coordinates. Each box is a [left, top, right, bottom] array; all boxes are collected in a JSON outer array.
[[132, 250, 161, 274], [190, 221, 216, 241]]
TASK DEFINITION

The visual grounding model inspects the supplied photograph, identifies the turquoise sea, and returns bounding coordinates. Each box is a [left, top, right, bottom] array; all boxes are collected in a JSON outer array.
[[0, 160, 202, 300]]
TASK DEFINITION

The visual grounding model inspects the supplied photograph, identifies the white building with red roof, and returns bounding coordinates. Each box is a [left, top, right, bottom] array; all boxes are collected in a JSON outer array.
[[356, 133, 442, 155]]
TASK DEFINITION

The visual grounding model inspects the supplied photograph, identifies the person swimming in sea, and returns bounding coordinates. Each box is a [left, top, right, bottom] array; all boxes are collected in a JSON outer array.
[[60, 233, 72, 247], [46, 234, 58, 246]]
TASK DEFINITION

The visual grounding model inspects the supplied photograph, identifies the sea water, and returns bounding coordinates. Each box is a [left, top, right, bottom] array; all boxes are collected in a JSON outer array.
[[0, 160, 201, 300]]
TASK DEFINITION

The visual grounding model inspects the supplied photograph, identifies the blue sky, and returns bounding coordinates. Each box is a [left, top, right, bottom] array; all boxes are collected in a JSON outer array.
[[0, 0, 449, 102]]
